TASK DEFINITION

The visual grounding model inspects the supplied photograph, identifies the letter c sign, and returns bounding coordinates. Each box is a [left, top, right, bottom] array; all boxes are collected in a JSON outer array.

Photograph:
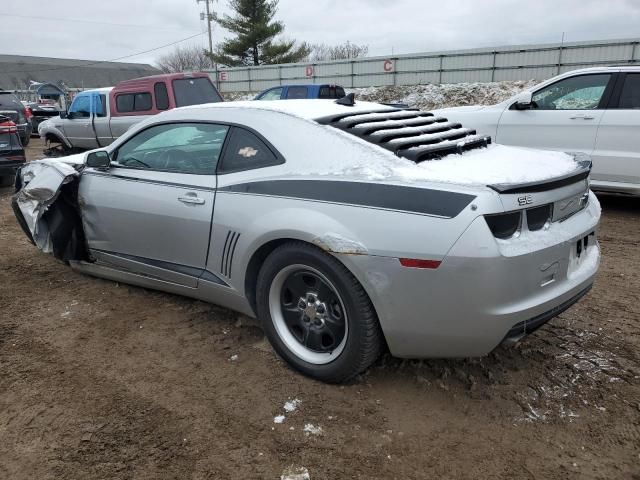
[[383, 60, 394, 72], [305, 65, 314, 77]]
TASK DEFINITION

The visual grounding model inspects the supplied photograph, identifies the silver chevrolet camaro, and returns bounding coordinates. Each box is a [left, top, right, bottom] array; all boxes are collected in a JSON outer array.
[[12, 98, 601, 382]]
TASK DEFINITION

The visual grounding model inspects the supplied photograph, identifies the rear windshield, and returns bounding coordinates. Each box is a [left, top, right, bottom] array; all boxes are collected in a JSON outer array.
[[0, 92, 22, 108], [172, 77, 222, 107]]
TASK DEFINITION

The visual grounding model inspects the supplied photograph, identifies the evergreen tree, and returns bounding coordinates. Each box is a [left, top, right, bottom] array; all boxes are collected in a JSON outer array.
[[211, 0, 310, 66]]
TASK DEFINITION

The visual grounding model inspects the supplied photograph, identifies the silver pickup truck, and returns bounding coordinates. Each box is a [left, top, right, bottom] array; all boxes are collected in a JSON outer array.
[[39, 73, 222, 155]]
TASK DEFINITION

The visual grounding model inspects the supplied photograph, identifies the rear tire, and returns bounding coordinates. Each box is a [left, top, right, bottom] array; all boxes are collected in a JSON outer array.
[[0, 175, 15, 187], [256, 241, 383, 383]]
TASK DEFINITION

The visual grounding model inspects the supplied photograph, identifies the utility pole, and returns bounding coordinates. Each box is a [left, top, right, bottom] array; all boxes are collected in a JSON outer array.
[[197, 0, 219, 87]]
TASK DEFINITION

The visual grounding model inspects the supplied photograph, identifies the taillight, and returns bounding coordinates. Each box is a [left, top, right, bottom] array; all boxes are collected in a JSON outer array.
[[24, 107, 33, 120], [0, 120, 18, 134], [526, 204, 553, 231], [485, 211, 522, 239]]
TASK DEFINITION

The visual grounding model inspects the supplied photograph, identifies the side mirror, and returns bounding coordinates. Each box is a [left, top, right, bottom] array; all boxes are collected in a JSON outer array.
[[513, 92, 534, 110], [60, 110, 68, 119], [86, 150, 111, 169]]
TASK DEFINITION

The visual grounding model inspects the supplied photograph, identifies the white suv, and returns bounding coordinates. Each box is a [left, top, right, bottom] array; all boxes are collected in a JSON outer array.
[[435, 67, 640, 196]]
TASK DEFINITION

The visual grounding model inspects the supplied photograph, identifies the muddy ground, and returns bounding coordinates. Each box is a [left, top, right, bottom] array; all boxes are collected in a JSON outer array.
[[1, 139, 639, 479]]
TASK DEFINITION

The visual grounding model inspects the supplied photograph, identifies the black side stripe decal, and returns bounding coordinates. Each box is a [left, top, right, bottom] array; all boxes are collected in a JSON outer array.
[[93, 250, 228, 286], [219, 180, 475, 218], [221, 231, 241, 278]]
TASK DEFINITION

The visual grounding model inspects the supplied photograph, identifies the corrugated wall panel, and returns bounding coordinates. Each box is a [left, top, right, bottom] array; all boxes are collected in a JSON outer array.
[[496, 49, 558, 67], [314, 62, 352, 77], [442, 53, 494, 70], [353, 73, 393, 87], [395, 71, 439, 85], [353, 59, 390, 75], [249, 67, 279, 81], [562, 45, 633, 64], [442, 69, 493, 83], [396, 56, 440, 72], [493, 66, 556, 81], [213, 38, 640, 93]]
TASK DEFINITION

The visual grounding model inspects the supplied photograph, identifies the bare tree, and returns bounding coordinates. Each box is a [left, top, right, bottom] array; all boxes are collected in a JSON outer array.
[[306, 41, 369, 62], [156, 45, 216, 73]]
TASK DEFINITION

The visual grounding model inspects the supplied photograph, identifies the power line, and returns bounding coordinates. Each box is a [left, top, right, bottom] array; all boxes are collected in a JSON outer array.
[[2, 31, 208, 76], [0, 13, 188, 31]]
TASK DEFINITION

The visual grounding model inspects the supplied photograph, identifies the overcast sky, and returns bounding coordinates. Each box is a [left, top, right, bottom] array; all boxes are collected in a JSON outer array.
[[1, 0, 639, 65]]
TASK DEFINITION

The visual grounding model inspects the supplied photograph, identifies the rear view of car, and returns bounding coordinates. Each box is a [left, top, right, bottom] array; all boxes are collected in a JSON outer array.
[[0, 116, 26, 186], [26, 101, 60, 134], [0, 90, 32, 146]]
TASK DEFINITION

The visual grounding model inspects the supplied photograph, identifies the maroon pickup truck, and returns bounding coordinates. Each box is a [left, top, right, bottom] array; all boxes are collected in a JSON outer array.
[[40, 72, 223, 153]]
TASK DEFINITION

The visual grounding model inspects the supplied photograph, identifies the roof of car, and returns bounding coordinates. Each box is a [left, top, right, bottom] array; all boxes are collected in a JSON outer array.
[[178, 99, 395, 121], [76, 87, 114, 95], [566, 65, 640, 74]]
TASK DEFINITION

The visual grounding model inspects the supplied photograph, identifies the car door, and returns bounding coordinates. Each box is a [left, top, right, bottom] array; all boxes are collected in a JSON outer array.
[[591, 72, 640, 188], [64, 93, 95, 149], [79, 122, 229, 287], [495, 73, 615, 156]]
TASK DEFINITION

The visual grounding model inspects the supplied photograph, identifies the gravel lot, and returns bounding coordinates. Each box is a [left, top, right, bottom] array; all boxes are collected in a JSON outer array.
[[1, 139, 639, 479]]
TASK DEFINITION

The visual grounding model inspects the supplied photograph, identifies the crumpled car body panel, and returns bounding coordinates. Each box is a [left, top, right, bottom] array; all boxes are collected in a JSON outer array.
[[12, 159, 88, 262]]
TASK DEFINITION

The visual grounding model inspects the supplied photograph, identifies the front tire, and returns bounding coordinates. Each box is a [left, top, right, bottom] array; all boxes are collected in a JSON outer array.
[[256, 242, 383, 383]]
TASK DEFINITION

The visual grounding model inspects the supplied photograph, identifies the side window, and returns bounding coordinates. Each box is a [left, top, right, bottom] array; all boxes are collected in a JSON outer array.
[[116, 94, 134, 112], [113, 123, 229, 175], [286, 86, 308, 99], [531, 74, 611, 110], [116, 92, 153, 113], [258, 87, 283, 100], [69, 95, 91, 117], [154, 82, 170, 110], [97, 94, 107, 117], [319, 86, 345, 99], [218, 128, 282, 173], [618, 74, 640, 109]]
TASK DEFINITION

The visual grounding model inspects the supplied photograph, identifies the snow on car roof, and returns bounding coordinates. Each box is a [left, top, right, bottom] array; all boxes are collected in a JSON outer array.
[[179, 99, 396, 121], [154, 99, 582, 188]]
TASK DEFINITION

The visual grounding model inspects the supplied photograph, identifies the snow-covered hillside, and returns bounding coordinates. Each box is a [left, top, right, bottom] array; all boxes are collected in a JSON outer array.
[[221, 80, 536, 110]]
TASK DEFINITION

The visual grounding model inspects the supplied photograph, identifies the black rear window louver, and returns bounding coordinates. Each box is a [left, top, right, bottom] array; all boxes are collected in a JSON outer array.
[[316, 108, 491, 163]]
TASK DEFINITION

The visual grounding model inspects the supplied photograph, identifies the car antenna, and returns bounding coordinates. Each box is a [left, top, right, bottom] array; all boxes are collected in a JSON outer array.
[[335, 93, 356, 106]]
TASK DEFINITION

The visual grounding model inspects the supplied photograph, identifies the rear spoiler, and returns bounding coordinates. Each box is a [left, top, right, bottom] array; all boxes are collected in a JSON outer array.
[[488, 157, 592, 194]]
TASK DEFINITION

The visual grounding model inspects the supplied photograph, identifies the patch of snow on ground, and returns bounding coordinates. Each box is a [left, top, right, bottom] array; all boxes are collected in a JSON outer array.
[[303, 424, 323, 436], [284, 399, 301, 413], [281, 466, 310, 480], [273, 415, 285, 424]]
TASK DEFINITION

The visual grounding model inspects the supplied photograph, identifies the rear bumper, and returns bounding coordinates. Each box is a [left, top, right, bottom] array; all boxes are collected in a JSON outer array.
[[0, 160, 25, 176], [501, 284, 592, 343], [339, 192, 601, 358]]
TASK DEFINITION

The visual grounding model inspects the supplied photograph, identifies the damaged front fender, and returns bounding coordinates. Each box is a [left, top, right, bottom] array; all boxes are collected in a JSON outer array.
[[12, 160, 89, 262]]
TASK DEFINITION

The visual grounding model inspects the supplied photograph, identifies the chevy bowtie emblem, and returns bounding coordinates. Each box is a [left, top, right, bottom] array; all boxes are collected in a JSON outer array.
[[238, 146, 258, 158]]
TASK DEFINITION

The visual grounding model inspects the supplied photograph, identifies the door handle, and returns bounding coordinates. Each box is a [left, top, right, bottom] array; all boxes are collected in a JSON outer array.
[[569, 114, 595, 120], [178, 193, 205, 205]]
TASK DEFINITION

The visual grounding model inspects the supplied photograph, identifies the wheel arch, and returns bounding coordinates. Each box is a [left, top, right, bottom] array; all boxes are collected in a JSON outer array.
[[243, 237, 389, 352]]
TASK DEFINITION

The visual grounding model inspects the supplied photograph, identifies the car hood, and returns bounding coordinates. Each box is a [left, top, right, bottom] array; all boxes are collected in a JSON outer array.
[[434, 105, 489, 114]]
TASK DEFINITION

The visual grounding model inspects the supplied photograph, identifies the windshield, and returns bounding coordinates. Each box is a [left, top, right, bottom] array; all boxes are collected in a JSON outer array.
[[172, 77, 222, 107]]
